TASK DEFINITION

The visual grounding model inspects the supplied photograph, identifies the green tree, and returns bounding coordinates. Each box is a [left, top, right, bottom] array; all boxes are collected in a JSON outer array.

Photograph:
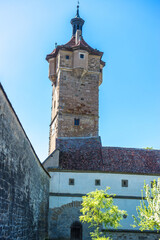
[[133, 179, 160, 231], [79, 187, 127, 240]]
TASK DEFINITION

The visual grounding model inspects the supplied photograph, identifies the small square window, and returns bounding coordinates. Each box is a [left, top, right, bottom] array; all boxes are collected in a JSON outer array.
[[151, 181, 157, 188], [66, 55, 69, 60], [69, 178, 74, 185], [74, 118, 80, 126], [95, 179, 101, 186], [122, 180, 128, 187], [80, 54, 84, 59]]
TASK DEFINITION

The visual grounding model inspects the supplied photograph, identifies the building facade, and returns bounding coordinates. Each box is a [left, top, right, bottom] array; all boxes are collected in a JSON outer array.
[[43, 4, 160, 240]]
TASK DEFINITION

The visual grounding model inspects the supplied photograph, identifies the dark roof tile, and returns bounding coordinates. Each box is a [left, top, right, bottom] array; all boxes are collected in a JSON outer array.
[[55, 137, 160, 175]]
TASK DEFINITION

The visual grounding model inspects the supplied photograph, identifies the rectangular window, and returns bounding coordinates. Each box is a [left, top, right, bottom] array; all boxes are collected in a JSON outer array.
[[80, 53, 84, 59], [122, 180, 128, 187], [69, 178, 75, 185], [95, 179, 101, 186], [74, 118, 80, 126], [66, 55, 69, 60]]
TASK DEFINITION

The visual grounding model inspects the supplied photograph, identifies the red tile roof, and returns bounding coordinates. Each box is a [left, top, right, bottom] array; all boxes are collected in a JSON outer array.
[[102, 147, 160, 174], [46, 36, 105, 66], [54, 137, 160, 175]]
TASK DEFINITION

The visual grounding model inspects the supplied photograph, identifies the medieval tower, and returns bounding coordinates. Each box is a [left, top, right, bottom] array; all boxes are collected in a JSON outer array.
[[46, 4, 105, 154], [43, 4, 160, 240]]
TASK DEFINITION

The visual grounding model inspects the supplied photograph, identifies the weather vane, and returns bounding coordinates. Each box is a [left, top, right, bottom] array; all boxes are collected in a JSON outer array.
[[76, 0, 80, 17]]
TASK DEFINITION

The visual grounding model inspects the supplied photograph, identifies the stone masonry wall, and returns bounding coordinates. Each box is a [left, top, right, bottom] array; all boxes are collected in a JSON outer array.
[[0, 85, 50, 240], [49, 49, 101, 154], [57, 69, 99, 138], [105, 231, 160, 240], [48, 201, 92, 240]]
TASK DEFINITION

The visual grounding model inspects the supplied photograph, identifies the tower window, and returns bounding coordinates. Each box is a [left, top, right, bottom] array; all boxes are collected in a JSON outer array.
[[69, 178, 75, 185], [122, 180, 128, 187], [66, 55, 70, 60], [95, 179, 101, 186], [80, 54, 84, 59], [74, 118, 80, 126], [77, 24, 79, 30]]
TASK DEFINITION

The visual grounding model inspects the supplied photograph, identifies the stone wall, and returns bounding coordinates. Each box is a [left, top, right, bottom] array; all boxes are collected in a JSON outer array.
[[48, 201, 92, 240], [105, 231, 160, 240], [0, 84, 50, 240], [49, 49, 102, 154]]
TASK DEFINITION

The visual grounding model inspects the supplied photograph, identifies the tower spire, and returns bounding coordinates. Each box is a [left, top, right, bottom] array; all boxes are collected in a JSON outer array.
[[76, 1, 80, 18], [71, 1, 84, 36]]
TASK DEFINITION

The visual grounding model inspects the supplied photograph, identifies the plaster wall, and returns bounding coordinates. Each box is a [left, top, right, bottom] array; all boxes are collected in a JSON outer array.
[[49, 171, 158, 196], [73, 50, 88, 70]]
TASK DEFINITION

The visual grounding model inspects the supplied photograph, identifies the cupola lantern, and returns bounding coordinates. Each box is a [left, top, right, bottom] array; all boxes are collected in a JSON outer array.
[[70, 3, 85, 36]]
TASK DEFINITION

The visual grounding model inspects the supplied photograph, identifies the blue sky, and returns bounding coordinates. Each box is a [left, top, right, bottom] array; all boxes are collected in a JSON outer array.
[[0, 0, 160, 162]]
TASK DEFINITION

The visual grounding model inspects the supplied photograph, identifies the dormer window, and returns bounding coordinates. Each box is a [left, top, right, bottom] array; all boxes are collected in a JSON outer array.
[[80, 53, 84, 59]]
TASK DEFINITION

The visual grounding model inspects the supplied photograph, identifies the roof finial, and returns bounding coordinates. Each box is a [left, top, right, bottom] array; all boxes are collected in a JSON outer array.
[[76, 1, 80, 18]]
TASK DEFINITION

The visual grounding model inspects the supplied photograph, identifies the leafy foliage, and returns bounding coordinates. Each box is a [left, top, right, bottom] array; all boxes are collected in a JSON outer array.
[[80, 187, 127, 239], [132, 179, 160, 231]]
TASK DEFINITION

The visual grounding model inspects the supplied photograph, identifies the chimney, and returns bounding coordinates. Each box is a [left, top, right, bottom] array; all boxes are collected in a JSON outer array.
[[76, 30, 82, 45]]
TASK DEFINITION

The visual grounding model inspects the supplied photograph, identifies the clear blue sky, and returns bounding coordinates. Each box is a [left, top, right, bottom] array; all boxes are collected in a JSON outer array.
[[0, 0, 160, 162]]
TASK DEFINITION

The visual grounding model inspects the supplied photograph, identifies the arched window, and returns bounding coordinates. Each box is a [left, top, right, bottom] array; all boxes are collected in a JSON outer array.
[[70, 221, 82, 240]]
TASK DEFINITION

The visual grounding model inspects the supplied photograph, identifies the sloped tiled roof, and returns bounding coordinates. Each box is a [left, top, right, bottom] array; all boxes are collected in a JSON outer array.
[[56, 137, 103, 171], [102, 147, 160, 174], [54, 137, 160, 175], [46, 36, 105, 66]]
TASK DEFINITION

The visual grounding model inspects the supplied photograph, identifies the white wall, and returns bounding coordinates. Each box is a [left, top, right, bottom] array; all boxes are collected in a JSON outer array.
[[49, 171, 158, 196], [49, 171, 159, 230]]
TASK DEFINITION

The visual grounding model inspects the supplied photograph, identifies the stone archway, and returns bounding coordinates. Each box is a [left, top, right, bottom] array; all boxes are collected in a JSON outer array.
[[70, 221, 82, 240]]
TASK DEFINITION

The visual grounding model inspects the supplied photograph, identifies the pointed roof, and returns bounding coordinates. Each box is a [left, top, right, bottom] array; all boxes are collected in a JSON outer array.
[[46, 36, 105, 66]]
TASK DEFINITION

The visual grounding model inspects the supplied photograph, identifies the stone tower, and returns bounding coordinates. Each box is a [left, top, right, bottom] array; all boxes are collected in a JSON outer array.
[[46, 4, 105, 154]]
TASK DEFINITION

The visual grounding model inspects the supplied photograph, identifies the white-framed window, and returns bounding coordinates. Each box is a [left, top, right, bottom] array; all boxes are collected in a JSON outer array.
[[79, 53, 85, 59]]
